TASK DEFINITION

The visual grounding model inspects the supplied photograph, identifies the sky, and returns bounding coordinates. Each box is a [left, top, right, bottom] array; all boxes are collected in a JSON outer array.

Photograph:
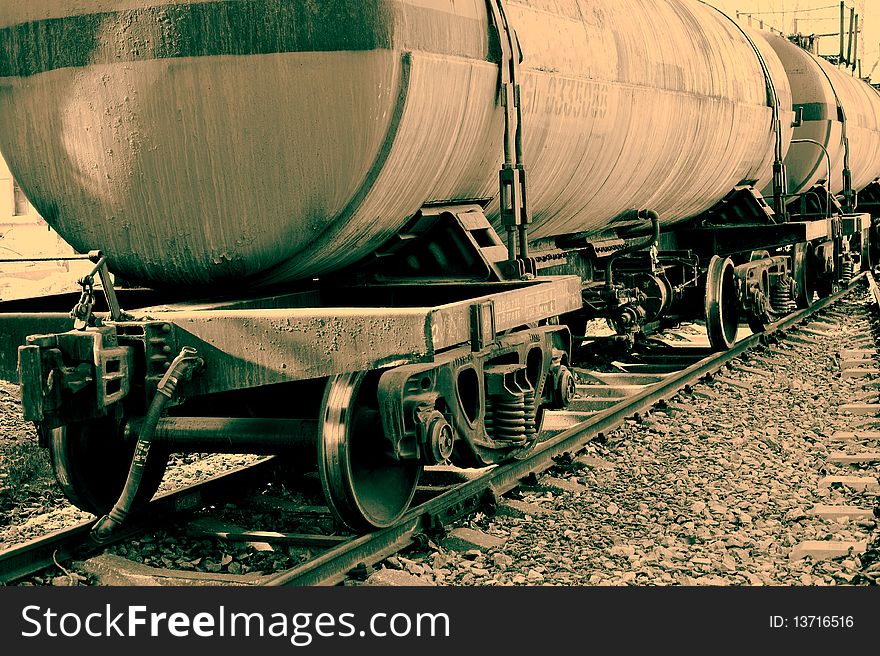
[[705, 0, 879, 77]]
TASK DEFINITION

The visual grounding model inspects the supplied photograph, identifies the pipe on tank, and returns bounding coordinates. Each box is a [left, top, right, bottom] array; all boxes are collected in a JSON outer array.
[[847, 6, 855, 66], [605, 210, 661, 289]]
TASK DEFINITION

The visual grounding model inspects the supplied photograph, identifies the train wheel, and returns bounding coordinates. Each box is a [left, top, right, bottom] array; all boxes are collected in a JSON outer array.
[[793, 242, 817, 308], [705, 256, 739, 351], [48, 416, 169, 516], [318, 372, 421, 532]]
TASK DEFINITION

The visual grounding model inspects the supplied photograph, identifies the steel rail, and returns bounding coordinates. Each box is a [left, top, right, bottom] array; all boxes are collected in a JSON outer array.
[[0, 458, 277, 584], [867, 271, 880, 308], [266, 272, 868, 586]]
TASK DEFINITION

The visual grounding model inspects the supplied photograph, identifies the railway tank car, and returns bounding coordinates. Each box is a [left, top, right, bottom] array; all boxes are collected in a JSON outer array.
[[0, 0, 788, 288], [0, 0, 879, 535], [758, 31, 880, 200], [753, 29, 880, 293]]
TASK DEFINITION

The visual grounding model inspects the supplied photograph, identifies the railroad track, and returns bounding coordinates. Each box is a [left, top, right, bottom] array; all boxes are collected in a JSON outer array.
[[0, 459, 278, 584], [0, 273, 871, 586]]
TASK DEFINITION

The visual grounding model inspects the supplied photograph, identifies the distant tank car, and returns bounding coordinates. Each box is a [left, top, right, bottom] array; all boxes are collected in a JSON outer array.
[[760, 32, 880, 197]]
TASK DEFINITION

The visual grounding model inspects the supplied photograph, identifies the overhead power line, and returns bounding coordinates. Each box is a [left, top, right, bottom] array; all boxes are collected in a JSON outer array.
[[744, 3, 842, 15]]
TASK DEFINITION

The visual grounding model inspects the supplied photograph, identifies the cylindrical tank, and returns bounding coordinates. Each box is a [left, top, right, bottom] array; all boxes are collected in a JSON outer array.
[[0, 0, 788, 289], [758, 31, 880, 197]]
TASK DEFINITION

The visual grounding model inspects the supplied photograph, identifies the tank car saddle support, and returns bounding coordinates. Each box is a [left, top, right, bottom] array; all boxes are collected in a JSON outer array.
[[350, 204, 510, 284]]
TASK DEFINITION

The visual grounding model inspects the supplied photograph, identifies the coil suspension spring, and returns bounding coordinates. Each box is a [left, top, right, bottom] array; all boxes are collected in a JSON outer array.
[[484, 366, 540, 446], [841, 260, 855, 284], [485, 389, 539, 444], [486, 394, 527, 444], [523, 388, 538, 442], [770, 279, 796, 315]]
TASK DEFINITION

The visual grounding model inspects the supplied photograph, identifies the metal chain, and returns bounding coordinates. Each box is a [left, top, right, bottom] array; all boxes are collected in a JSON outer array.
[[71, 276, 96, 330]]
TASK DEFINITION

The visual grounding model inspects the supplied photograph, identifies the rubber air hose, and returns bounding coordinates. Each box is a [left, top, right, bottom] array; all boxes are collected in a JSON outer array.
[[91, 347, 203, 543]]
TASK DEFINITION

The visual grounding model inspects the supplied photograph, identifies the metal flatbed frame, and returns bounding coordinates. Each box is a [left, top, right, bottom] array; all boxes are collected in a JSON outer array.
[[0, 276, 581, 395]]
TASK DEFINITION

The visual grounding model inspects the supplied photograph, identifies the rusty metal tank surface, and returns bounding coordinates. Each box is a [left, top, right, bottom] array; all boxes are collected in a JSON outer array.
[[759, 32, 880, 197], [0, 1, 786, 288]]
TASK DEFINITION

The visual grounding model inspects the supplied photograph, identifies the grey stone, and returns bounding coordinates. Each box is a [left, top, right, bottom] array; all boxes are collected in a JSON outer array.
[[441, 527, 506, 552]]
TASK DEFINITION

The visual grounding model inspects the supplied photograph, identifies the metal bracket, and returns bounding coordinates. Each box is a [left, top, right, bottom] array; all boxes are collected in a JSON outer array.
[[360, 204, 510, 282], [470, 301, 496, 352], [701, 186, 776, 226], [18, 326, 133, 425], [71, 251, 127, 330], [487, 0, 532, 273]]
